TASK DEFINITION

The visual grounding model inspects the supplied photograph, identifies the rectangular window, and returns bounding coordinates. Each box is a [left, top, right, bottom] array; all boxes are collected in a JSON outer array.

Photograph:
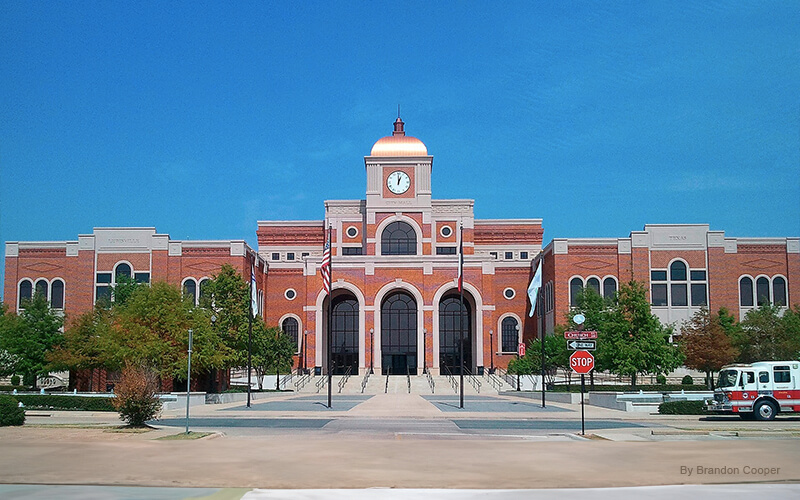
[[301, 252, 309, 258], [691, 283, 707, 306], [520, 251, 529, 260], [490, 252, 498, 259], [134, 272, 150, 284], [342, 247, 362, 255], [96, 286, 111, 302], [96, 273, 112, 284], [436, 246, 456, 255], [505, 251, 513, 259], [287, 252, 295, 260], [774, 366, 791, 383], [651, 270, 667, 281], [651, 284, 667, 306], [690, 270, 706, 281], [271, 253, 280, 261], [759, 371, 769, 383], [671, 284, 688, 306]]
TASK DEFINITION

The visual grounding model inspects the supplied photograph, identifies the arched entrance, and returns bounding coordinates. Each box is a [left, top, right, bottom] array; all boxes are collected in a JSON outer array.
[[439, 293, 472, 375], [380, 291, 417, 375], [331, 294, 359, 375]]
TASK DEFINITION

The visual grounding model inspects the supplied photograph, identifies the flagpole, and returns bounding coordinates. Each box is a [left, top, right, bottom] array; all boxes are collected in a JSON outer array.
[[326, 223, 333, 409], [458, 222, 464, 410], [247, 252, 254, 409]]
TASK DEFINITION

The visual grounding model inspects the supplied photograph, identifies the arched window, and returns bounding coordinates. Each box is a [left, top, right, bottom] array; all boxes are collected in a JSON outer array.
[[198, 279, 211, 307], [740, 277, 754, 307], [35, 279, 48, 300], [501, 317, 519, 353], [183, 279, 197, 305], [281, 317, 299, 352], [773, 277, 787, 307], [670, 261, 687, 281], [569, 277, 583, 307], [756, 277, 770, 306], [115, 263, 132, 280], [331, 295, 359, 375], [50, 280, 65, 309], [586, 277, 600, 295], [19, 280, 33, 306], [381, 221, 417, 255], [669, 261, 688, 306], [438, 294, 469, 375], [603, 277, 617, 299]]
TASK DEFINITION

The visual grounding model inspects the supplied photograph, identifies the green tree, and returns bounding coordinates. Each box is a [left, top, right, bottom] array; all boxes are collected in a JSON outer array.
[[600, 281, 683, 386], [0, 294, 64, 388], [507, 333, 569, 388], [736, 304, 800, 362], [680, 308, 739, 388]]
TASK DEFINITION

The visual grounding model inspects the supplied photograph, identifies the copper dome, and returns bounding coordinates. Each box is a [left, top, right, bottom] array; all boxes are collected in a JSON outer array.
[[370, 117, 428, 157]]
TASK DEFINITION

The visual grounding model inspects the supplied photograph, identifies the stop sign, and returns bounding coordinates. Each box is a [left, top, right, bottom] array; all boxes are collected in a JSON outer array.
[[570, 350, 594, 374]]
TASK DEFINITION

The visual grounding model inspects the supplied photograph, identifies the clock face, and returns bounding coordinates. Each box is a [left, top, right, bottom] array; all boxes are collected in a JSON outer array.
[[386, 170, 411, 194]]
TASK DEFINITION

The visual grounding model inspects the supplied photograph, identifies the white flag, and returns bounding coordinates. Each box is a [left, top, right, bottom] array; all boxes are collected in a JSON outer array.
[[527, 260, 542, 317], [250, 264, 258, 318]]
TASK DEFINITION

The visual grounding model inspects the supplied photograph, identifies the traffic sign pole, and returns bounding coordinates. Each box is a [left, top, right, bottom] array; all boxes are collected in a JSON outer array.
[[581, 373, 586, 436]]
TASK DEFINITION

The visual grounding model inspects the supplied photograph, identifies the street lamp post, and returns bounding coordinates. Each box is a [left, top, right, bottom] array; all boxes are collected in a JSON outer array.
[[369, 329, 374, 374], [185, 328, 193, 435], [489, 329, 494, 374], [303, 330, 308, 374], [516, 324, 521, 391]]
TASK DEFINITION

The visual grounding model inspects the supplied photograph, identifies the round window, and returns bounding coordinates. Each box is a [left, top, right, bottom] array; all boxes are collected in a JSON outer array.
[[285, 289, 297, 300], [346, 226, 359, 238], [503, 288, 516, 300], [440, 225, 453, 237]]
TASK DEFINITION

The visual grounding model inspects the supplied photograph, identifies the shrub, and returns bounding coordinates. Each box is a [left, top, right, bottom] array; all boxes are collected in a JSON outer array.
[[550, 384, 709, 393], [656, 374, 667, 385], [10, 375, 20, 386], [658, 400, 706, 415], [14, 395, 116, 411], [681, 375, 694, 385], [112, 365, 162, 427], [0, 394, 25, 426]]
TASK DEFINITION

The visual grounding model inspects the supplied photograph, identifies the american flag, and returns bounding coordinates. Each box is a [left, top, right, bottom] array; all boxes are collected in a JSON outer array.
[[321, 237, 331, 296]]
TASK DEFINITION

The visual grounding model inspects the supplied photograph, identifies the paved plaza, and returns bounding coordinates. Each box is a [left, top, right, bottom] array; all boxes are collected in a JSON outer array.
[[1, 391, 799, 498]]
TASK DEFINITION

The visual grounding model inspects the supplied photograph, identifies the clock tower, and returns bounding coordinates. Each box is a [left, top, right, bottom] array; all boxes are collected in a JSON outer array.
[[364, 117, 433, 211]]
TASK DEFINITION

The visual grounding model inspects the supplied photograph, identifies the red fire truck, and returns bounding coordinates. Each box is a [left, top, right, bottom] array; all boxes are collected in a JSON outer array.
[[705, 361, 800, 420]]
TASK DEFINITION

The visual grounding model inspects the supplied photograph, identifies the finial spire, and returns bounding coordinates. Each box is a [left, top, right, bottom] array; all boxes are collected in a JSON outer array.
[[392, 115, 405, 136]]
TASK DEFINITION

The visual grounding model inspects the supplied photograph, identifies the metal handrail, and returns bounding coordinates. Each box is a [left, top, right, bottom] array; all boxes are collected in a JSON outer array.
[[360, 369, 371, 393], [485, 371, 503, 391], [442, 364, 459, 394], [279, 370, 295, 390], [464, 367, 482, 394], [384, 366, 391, 393], [337, 365, 353, 393], [315, 376, 327, 392], [295, 371, 312, 391], [496, 367, 518, 390], [406, 365, 411, 394], [425, 367, 435, 393]]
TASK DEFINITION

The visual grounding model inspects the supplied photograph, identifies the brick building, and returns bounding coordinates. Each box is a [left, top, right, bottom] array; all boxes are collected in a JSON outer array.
[[531, 224, 799, 339], [259, 118, 542, 376], [4, 119, 798, 383], [4, 227, 266, 390]]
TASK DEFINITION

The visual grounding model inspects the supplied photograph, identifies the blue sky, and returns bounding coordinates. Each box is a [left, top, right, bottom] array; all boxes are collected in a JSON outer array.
[[1, 2, 799, 291]]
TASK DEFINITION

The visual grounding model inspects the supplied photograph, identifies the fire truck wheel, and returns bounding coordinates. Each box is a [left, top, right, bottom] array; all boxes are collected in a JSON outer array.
[[754, 400, 777, 421]]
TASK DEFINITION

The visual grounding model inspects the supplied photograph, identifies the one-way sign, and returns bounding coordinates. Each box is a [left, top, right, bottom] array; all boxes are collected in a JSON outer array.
[[567, 340, 596, 351]]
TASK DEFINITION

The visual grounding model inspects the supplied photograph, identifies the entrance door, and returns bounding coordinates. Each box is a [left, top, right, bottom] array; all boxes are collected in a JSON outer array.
[[380, 292, 417, 375], [331, 295, 359, 375], [439, 294, 472, 375]]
